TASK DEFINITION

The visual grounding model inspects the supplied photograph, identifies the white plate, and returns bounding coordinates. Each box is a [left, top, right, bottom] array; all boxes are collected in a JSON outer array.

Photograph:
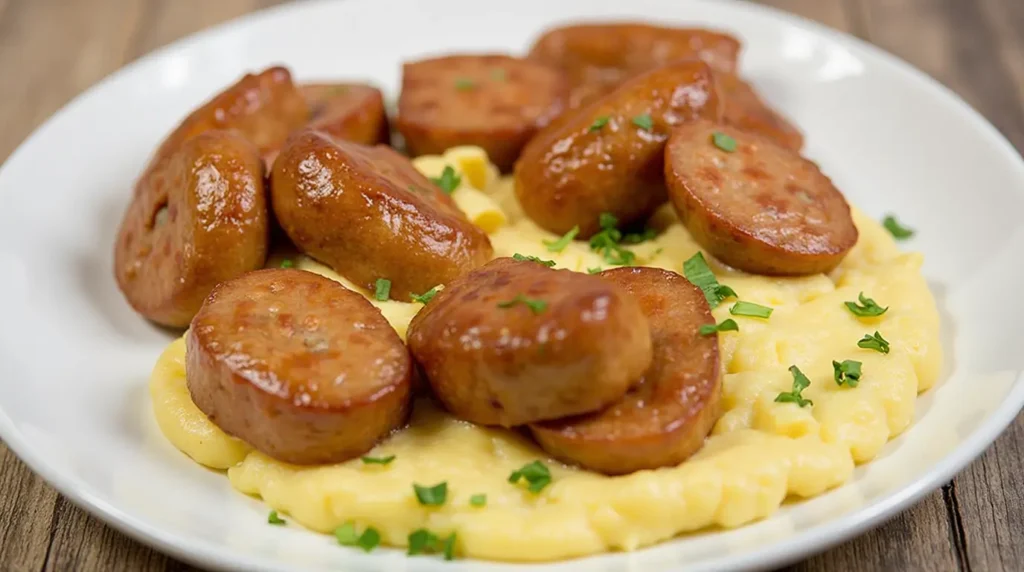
[[1, 0, 1022, 570]]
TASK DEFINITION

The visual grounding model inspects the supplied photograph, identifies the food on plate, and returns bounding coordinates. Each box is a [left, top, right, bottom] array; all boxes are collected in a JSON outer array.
[[117, 17, 943, 563], [270, 130, 493, 300], [531, 267, 721, 474], [407, 257, 653, 426], [515, 60, 720, 239], [114, 130, 268, 327], [397, 54, 569, 172], [528, 22, 740, 108], [664, 119, 857, 275], [186, 268, 412, 465]]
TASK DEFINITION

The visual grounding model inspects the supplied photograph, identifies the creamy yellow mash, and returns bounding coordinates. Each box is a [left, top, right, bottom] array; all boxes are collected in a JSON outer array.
[[149, 146, 942, 561]]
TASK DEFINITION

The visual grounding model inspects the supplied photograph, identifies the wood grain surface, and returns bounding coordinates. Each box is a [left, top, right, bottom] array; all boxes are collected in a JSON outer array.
[[0, 0, 1021, 570]]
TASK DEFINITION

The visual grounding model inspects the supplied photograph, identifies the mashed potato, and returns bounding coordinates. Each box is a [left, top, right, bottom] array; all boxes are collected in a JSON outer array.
[[149, 146, 941, 561]]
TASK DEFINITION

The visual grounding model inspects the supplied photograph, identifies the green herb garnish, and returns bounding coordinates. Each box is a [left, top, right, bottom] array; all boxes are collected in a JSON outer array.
[[588, 213, 635, 265], [775, 365, 813, 407], [883, 215, 914, 239], [589, 116, 609, 132], [508, 460, 552, 493], [497, 294, 548, 314], [361, 455, 395, 465], [279, 259, 294, 269], [682, 252, 737, 308], [430, 165, 461, 194], [490, 68, 506, 82], [443, 533, 457, 560], [408, 529, 439, 555], [374, 278, 391, 301], [621, 227, 658, 244], [712, 131, 737, 152], [454, 78, 475, 91], [410, 286, 441, 304], [699, 319, 739, 336], [833, 360, 863, 387], [413, 482, 448, 506], [729, 301, 773, 319], [267, 510, 286, 525], [858, 331, 890, 354], [512, 253, 556, 267], [586, 266, 603, 274], [845, 292, 888, 318], [335, 523, 381, 552], [469, 494, 487, 507], [631, 113, 653, 131], [543, 226, 579, 252]]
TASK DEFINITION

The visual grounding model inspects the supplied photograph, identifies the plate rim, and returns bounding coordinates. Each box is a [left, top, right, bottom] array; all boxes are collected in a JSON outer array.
[[1, 0, 1023, 570]]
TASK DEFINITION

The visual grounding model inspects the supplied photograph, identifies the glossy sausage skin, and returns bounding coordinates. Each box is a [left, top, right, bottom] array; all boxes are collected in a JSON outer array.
[[406, 258, 653, 427], [302, 83, 390, 146], [664, 120, 857, 275], [718, 73, 803, 152], [271, 130, 493, 300], [528, 23, 741, 108], [114, 130, 268, 327], [531, 267, 721, 475], [186, 269, 412, 465], [397, 54, 569, 172], [514, 60, 722, 238]]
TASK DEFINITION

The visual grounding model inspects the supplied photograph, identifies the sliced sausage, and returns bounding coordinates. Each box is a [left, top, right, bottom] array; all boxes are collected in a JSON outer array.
[[528, 23, 741, 108], [186, 268, 412, 465], [514, 60, 721, 238], [406, 258, 653, 427], [531, 267, 721, 475], [302, 83, 390, 146], [271, 130, 493, 300], [114, 130, 268, 327], [397, 54, 569, 172], [718, 73, 803, 152], [664, 119, 857, 275]]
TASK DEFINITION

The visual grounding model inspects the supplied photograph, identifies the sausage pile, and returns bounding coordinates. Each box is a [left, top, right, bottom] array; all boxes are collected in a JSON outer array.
[[114, 21, 858, 475]]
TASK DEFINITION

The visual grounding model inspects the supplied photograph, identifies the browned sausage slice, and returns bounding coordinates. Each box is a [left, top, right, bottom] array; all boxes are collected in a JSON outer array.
[[514, 60, 721, 238], [186, 268, 412, 465], [528, 23, 741, 108], [397, 54, 569, 172], [531, 267, 721, 475], [718, 73, 804, 152], [271, 130, 493, 300], [302, 83, 390, 146], [406, 258, 653, 427], [665, 119, 857, 275], [114, 130, 268, 327]]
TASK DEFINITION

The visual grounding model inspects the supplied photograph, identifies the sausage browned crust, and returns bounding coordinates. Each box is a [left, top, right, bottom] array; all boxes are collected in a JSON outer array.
[[186, 268, 412, 465], [531, 267, 721, 475], [718, 73, 804, 152], [514, 60, 722, 238], [528, 23, 741, 108], [114, 130, 268, 327], [406, 258, 653, 427], [664, 119, 857, 275], [271, 130, 493, 300], [302, 83, 390, 147], [397, 54, 569, 172]]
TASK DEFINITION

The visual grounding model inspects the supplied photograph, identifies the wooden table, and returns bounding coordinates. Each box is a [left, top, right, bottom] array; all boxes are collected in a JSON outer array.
[[1, 0, 1022, 570]]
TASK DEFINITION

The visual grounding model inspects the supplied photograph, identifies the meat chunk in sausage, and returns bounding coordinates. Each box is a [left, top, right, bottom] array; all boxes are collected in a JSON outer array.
[[271, 130, 493, 301], [114, 130, 268, 327], [397, 54, 569, 172], [302, 83, 390, 146], [406, 258, 653, 427], [528, 23, 741, 108], [531, 267, 721, 475], [664, 120, 857, 275], [718, 73, 804, 152], [186, 268, 412, 465], [514, 60, 721, 239]]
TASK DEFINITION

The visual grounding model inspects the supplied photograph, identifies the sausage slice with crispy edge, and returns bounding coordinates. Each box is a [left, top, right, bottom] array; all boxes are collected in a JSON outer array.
[[531, 267, 721, 475], [514, 60, 722, 239], [186, 268, 412, 465], [406, 258, 653, 427], [271, 130, 493, 301], [718, 73, 804, 152], [302, 83, 390, 146], [114, 130, 269, 327], [665, 119, 857, 275], [397, 54, 569, 172]]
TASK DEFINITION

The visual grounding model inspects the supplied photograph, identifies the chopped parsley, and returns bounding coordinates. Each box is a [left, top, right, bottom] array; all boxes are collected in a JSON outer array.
[[410, 286, 441, 304], [443, 533, 457, 560], [454, 77, 475, 91], [712, 131, 737, 152], [833, 360, 863, 387], [490, 68, 506, 82], [279, 259, 294, 269], [621, 226, 658, 244], [588, 213, 635, 265], [858, 331, 890, 354], [408, 529, 457, 560], [430, 165, 461, 194], [469, 494, 487, 507], [883, 215, 914, 239], [845, 292, 888, 317], [631, 113, 653, 131], [543, 225, 579, 252], [775, 365, 813, 407], [589, 116, 609, 132], [413, 482, 448, 506], [512, 253, 556, 267], [682, 252, 737, 309], [699, 318, 739, 336], [586, 266, 603, 274], [729, 301, 773, 319], [334, 523, 381, 552], [497, 294, 548, 314], [508, 460, 552, 493], [267, 510, 286, 525], [374, 278, 391, 301], [361, 455, 395, 465]]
